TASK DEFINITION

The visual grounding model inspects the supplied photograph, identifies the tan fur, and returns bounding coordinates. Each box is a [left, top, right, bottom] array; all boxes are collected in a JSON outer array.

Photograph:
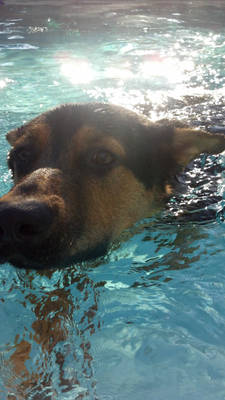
[[72, 166, 151, 255]]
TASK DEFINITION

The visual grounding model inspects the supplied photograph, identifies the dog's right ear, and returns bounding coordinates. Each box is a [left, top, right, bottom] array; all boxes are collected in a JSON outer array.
[[141, 123, 225, 191], [172, 127, 225, 168], [7, 126, 25, 146]]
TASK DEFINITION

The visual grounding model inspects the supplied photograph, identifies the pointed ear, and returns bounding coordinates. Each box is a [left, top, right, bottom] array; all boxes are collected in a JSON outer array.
[[173, 127, 225, 167], [7, 127, 24, 146]]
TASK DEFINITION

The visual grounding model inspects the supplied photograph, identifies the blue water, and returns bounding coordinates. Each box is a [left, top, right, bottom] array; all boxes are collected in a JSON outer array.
[[0, 1, 225, 399]]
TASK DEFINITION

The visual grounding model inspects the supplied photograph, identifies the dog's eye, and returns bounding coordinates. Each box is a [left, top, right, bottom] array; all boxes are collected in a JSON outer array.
[[14, 148, 32, 168], [91, 150, 114, 166], [17, 149, 30, 162], [8, 147, 33, 179]]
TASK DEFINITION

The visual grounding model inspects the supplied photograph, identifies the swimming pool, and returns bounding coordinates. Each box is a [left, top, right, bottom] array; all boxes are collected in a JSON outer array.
[[0, 0, 225, 398]]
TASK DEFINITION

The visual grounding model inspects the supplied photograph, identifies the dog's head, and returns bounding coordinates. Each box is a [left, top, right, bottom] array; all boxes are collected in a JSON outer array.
[[0, 103, 224, 269]]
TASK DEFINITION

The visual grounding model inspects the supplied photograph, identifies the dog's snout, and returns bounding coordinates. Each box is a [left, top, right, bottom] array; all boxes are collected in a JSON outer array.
[[0, 200, 53, 244]]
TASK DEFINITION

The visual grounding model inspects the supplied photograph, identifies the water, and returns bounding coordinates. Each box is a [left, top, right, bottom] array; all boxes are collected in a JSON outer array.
[[0, 0, 225, 398]]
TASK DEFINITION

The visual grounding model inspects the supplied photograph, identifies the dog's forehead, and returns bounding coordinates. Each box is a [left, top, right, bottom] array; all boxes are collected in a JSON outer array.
[[8, 104, 151, 162], [42, 103, 151, 157], [45, 103, 148, 139]]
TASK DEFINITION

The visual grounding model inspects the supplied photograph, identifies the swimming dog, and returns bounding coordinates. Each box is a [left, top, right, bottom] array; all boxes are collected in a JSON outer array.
[[0, 103, 224, 269]]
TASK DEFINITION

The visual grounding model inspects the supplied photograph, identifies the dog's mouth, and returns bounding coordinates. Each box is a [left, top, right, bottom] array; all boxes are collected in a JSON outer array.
[[0, 237, 111, 270], [2, 253, 36, 269], [0, 251, 72, 270], [0, 246, 52, 270], [0, 236, 68, 269]]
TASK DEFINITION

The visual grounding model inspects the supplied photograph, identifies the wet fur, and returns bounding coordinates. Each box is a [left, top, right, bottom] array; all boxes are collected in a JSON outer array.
[[0, 103, 224, 269]]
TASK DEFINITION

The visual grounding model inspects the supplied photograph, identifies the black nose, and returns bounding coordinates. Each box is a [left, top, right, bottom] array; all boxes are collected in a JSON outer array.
[[0, 200, 53, 244]]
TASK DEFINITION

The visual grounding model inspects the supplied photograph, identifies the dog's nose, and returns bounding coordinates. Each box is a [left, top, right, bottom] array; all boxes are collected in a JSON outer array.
[[0, 200, 53, 244]]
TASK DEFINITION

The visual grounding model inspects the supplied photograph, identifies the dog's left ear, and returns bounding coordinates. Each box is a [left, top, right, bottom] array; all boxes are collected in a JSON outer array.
[[7, 127, 24, 146], [172, 127, 225, 168]]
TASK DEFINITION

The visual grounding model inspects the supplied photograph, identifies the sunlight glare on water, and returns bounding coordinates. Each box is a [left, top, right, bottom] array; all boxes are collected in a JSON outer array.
[[60, 57, 95, 85]]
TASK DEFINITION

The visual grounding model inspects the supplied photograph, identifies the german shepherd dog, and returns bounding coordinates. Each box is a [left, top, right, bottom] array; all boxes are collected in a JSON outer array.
[[0, 103, 224, 270]]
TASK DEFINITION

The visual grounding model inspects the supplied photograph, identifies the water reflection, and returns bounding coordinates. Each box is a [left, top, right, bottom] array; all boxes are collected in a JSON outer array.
[[0, 209, 224, 397], [0, 268, 103, 398], [60, 58, 95, 85], [1, 5, 225, 125], [131, 223, 207, 287], [0, 202, 222, 390], [0, 78, 13, 89], [139, 56, 194, 84]]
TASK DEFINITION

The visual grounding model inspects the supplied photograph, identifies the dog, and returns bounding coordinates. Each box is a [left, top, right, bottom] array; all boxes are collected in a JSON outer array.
[[0, 102, 224, 269]]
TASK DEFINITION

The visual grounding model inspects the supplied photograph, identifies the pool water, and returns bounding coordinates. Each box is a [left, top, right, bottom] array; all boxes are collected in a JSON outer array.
[[0, 0, 225, 398]]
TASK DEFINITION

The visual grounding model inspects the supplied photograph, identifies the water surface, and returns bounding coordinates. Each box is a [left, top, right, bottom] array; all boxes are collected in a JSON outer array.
[[0, 1, 225, 399]]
